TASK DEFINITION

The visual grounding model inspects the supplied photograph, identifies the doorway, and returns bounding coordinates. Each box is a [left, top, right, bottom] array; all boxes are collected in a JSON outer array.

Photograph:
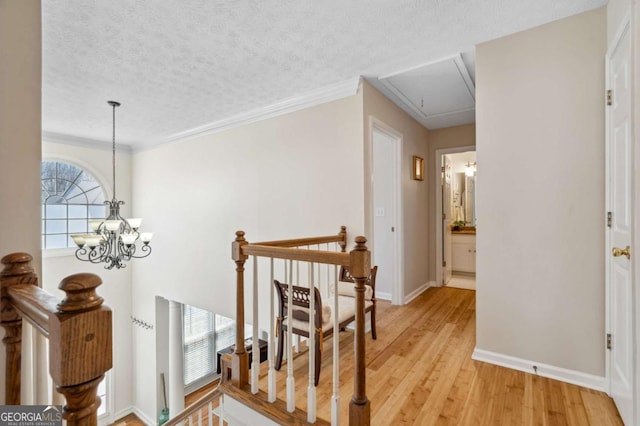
[[435, 146, 476, 290], [370, 118, 403, 305]]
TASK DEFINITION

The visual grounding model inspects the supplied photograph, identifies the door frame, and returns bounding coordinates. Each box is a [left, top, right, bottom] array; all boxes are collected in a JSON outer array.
[[435, 145, 475, 287], [368, 117, 404, 305], [605, 11, 636, 421]]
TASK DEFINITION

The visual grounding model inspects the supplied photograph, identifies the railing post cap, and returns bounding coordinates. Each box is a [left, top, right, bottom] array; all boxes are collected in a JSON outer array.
[[1, 252, 35, 277], [235, 230, 246, 241], [57, 273, 104, 313], [354, 236, 368, 247]]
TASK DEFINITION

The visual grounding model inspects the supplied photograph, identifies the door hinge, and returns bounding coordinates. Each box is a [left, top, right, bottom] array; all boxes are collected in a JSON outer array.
[[442, 213, 446, 220], [607, 211, 612, 228], [442, 260, 447, 267], [607, 333, 612, 350], [441, 166, 445, 172], [607, 90, 613, 106]]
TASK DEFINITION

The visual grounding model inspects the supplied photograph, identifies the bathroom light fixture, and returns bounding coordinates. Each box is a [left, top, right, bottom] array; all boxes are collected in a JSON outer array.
[[465, 162, 477, 177], [71, 101, 153, 269]]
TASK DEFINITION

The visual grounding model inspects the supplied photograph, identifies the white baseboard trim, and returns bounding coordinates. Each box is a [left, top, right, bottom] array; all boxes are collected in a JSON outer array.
[[132, 407, 156, 426], [472, 348, 605, 392], [403, 281, 435, 304], [376, 291, 392, 301], [113, 406, 134, 422]]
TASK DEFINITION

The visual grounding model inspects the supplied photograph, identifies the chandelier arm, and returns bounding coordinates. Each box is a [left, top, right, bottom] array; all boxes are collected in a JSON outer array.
[[131, 244, 152, 259]]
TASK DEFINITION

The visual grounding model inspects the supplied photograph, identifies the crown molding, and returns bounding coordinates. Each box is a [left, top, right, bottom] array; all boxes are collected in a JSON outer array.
[[42, 131, 133, 153], [137, 76, 362, 152]]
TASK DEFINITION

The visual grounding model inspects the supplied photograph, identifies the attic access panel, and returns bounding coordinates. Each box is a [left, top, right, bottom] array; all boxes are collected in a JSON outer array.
[[379, 55, 475, 120]]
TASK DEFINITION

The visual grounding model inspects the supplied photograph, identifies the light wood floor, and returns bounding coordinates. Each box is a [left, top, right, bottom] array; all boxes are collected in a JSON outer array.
[[113, 286, 623, 425]]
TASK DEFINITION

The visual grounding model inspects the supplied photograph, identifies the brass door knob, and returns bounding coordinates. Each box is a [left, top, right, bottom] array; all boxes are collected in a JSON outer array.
[[612, 246, 631, 260]]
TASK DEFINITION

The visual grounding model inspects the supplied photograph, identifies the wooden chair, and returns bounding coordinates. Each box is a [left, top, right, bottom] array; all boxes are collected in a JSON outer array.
[[273, 265, 378, 386], [338, 265, 378, 340]]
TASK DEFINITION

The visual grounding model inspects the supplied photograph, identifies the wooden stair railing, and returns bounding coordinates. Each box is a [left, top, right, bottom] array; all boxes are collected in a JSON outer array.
[[0, 252, 112, 426], [229, 226, 371, 425]]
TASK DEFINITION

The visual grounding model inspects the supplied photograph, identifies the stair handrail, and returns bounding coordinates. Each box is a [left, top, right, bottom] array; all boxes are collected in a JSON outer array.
[[230, 226, 371, 425]]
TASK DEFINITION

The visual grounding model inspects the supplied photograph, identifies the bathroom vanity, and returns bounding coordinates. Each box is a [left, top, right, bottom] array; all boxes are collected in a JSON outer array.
[[451, 229, 476, 273]]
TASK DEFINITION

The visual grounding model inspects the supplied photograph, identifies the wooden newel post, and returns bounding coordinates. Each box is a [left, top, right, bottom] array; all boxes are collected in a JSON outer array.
[[349, 236, 371, 426], [51, 273, 112, 426], [231, 230, 249, 387], [0, 252, 39, 404]]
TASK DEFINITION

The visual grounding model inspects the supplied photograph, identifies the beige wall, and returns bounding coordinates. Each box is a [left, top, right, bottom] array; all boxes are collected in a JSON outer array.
[[130, 92, 364, 420], [475, 8, 606, 375], [362, 81, 431, 300], [0, 0, 42, 405], [427, 124, 476, 282], [631, 1, 640, 423]]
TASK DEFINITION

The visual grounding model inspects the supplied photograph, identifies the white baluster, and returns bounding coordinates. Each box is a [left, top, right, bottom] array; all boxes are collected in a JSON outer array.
[[286, 259, 295, 412], [268, 257, 276, 402], [252, 256, 259, 394], [308, 262, 316, 423], [219, 395, 224, 426], [331, 264, 340, 426], [294, 260, 300, 353], [207, 401, 212, 426], [198, 405, 202, 426]]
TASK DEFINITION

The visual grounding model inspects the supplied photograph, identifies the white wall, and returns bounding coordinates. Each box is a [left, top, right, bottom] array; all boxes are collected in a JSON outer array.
[[0, 0, 41, 405], [41, 141, 134, 422], [475, 8, 606, 376], [130, 92, 364, 421]]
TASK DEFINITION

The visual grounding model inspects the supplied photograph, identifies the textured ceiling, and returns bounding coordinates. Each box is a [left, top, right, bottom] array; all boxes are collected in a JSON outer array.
[[42, 0, 606, 149]]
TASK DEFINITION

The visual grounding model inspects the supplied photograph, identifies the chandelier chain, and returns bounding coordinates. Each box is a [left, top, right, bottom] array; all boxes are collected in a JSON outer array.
[[112, 102, 116, 200]]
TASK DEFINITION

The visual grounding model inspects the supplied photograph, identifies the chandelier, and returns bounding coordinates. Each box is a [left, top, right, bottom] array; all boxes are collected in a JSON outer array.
[[71, 101, 153, 269]]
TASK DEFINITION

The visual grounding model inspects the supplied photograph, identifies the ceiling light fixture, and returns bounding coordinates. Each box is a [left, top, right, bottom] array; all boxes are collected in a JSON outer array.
[[71, 101, 153, 269], [465, 161, 477, 177]]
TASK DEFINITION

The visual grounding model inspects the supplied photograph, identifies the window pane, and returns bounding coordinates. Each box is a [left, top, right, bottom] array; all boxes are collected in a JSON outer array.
[[41, 161, 107, 250], [68, 219, 87, 233], [45, 204, 67, 219], [89, 205, 107, 219], [65, 185, 85, 204], [85, 186, 105, 204], [183, 305, 216, 386], [45, 234, 68, 249], [45, 219, 67, 234], [42, 178, 56, 195], [41, 161, 56, 179], [68, 205, 87, 219]]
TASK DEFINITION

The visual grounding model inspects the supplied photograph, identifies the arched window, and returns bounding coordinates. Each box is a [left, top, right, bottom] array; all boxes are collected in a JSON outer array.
[[41, 161, 107, 249]]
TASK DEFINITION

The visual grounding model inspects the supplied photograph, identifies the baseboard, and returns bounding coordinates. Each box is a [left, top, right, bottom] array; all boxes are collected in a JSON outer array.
[[472, 348, 605, 392], [132, 406, 156, 426], [376, 291, 392, 301], [113, 406, 134, 422], [403, 281, 434, 304]]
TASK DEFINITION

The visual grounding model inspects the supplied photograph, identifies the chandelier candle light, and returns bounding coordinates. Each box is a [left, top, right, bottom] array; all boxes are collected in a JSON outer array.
[[71, 101, 153, 269]]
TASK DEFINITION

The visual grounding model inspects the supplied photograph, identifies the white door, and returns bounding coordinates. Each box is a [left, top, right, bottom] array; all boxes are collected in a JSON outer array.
[[442, 156, 452, 285], [373, 129, 397, 302], [607, 23, 634, 426]]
